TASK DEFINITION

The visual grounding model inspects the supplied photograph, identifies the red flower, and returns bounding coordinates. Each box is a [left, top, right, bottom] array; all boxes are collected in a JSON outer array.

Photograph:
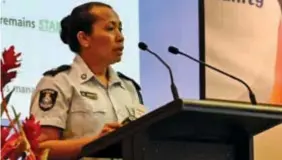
[[1, 45, 21, 90], [22, 114, 41, 152], [1, 126, 11, 147], [1, 133, 22, 160]]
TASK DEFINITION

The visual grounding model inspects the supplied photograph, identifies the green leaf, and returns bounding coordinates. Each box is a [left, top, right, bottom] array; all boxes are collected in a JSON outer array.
[[1, 88, 15, 116], [11, 105, 21, 129]]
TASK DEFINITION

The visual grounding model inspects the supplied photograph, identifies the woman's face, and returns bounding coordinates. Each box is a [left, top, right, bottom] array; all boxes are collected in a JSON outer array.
[[79, 6, 124, 66]]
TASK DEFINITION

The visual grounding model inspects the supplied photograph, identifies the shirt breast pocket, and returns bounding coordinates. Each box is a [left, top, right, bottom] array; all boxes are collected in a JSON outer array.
[[70, 104, 106, 114], [66, 98, 107, 137]]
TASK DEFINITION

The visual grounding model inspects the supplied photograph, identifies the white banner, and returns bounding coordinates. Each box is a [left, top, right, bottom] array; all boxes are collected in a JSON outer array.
[[205, 0, 281, 105]]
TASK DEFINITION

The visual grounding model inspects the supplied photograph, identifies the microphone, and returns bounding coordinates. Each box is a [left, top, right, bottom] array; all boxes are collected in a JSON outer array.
[[168, 46, 257, 105], [138, 42, 180, 100]]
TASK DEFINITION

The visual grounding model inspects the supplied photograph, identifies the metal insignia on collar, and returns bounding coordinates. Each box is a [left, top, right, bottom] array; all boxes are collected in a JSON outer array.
[[39, 89, 58, 111], [80, 91, 98, 100]]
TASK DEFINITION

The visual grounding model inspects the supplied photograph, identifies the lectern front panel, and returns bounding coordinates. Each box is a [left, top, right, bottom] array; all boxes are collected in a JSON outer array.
[[141, 140, 234, 160]]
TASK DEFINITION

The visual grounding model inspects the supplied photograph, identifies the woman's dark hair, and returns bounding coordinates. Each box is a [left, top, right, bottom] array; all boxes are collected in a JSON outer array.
[[60, 2, 112, 53]]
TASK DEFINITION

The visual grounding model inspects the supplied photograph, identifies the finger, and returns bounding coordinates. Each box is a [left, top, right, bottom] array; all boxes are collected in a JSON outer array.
[[99, 127, 114, 137], [101, 126, 114, 134], [105, 122, 122, 129]]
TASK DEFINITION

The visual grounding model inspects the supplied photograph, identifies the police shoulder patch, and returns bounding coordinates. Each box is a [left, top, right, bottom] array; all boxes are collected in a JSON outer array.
[[117, 72, 141, 90], [39, 89, 58, 111], [43, 65, 71, 77]]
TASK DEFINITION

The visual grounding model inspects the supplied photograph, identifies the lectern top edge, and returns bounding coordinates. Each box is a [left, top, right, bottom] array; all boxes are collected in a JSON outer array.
[[183, 99, 282, 113]]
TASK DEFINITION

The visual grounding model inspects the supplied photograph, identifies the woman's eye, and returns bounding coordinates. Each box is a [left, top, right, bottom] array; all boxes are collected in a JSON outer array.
[[106, 26, 114, 31]]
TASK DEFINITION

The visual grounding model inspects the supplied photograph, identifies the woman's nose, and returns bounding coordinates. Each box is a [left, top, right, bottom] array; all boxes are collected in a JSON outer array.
[[116, 31, 124, 42]]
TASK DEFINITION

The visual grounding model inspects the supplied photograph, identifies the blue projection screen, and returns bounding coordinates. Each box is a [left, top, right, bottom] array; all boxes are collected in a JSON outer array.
[[139, 0, 201, 110]]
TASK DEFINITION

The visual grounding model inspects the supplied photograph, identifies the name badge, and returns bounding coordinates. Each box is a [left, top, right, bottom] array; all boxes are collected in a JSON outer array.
[[80, 91, 98, 100], [133, 104, 147, 118], [126, 104, 147, 119]]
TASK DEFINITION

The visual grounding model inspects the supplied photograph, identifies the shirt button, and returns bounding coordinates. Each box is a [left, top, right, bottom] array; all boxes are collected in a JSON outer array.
[[81, 74, 87, 80]]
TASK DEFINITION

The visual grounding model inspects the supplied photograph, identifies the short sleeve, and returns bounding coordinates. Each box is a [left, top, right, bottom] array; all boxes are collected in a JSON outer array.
[[30, 76, 70, 129]]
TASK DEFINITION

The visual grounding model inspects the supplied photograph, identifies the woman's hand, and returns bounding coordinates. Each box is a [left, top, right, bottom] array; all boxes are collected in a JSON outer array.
[[98, 123, 122, 137]]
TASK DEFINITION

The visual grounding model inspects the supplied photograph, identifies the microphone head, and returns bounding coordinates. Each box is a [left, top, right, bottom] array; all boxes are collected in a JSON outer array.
[[138, 42, 148, 50], [168, 46, 179, 54]]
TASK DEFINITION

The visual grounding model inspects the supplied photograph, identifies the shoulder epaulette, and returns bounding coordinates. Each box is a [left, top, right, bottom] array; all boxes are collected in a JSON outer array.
[[117, 72, 141, 90], [43, 65, 71, 77]]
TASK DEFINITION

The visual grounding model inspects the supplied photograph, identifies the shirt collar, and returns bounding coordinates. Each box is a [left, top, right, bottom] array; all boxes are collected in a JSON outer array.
[[72, 55, 126, 88]]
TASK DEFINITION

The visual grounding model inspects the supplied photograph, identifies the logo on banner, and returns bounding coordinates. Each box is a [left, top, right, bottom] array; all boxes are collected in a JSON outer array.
[[223, 0, 264, 8]]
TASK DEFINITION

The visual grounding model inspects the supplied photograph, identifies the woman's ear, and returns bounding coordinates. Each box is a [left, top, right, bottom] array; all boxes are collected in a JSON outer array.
[[77, 31, 90, 48]]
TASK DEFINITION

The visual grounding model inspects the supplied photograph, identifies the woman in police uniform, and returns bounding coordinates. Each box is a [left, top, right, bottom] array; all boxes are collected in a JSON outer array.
[[29, 2, 146, 159]]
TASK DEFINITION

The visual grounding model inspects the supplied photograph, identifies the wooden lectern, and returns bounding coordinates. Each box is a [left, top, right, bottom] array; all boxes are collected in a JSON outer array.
[[79, 99, 282, 160]]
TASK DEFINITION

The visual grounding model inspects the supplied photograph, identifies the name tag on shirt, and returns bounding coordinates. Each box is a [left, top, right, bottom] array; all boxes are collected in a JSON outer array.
[[131, 104, 147, 118], [80, 91, 98, 100]]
